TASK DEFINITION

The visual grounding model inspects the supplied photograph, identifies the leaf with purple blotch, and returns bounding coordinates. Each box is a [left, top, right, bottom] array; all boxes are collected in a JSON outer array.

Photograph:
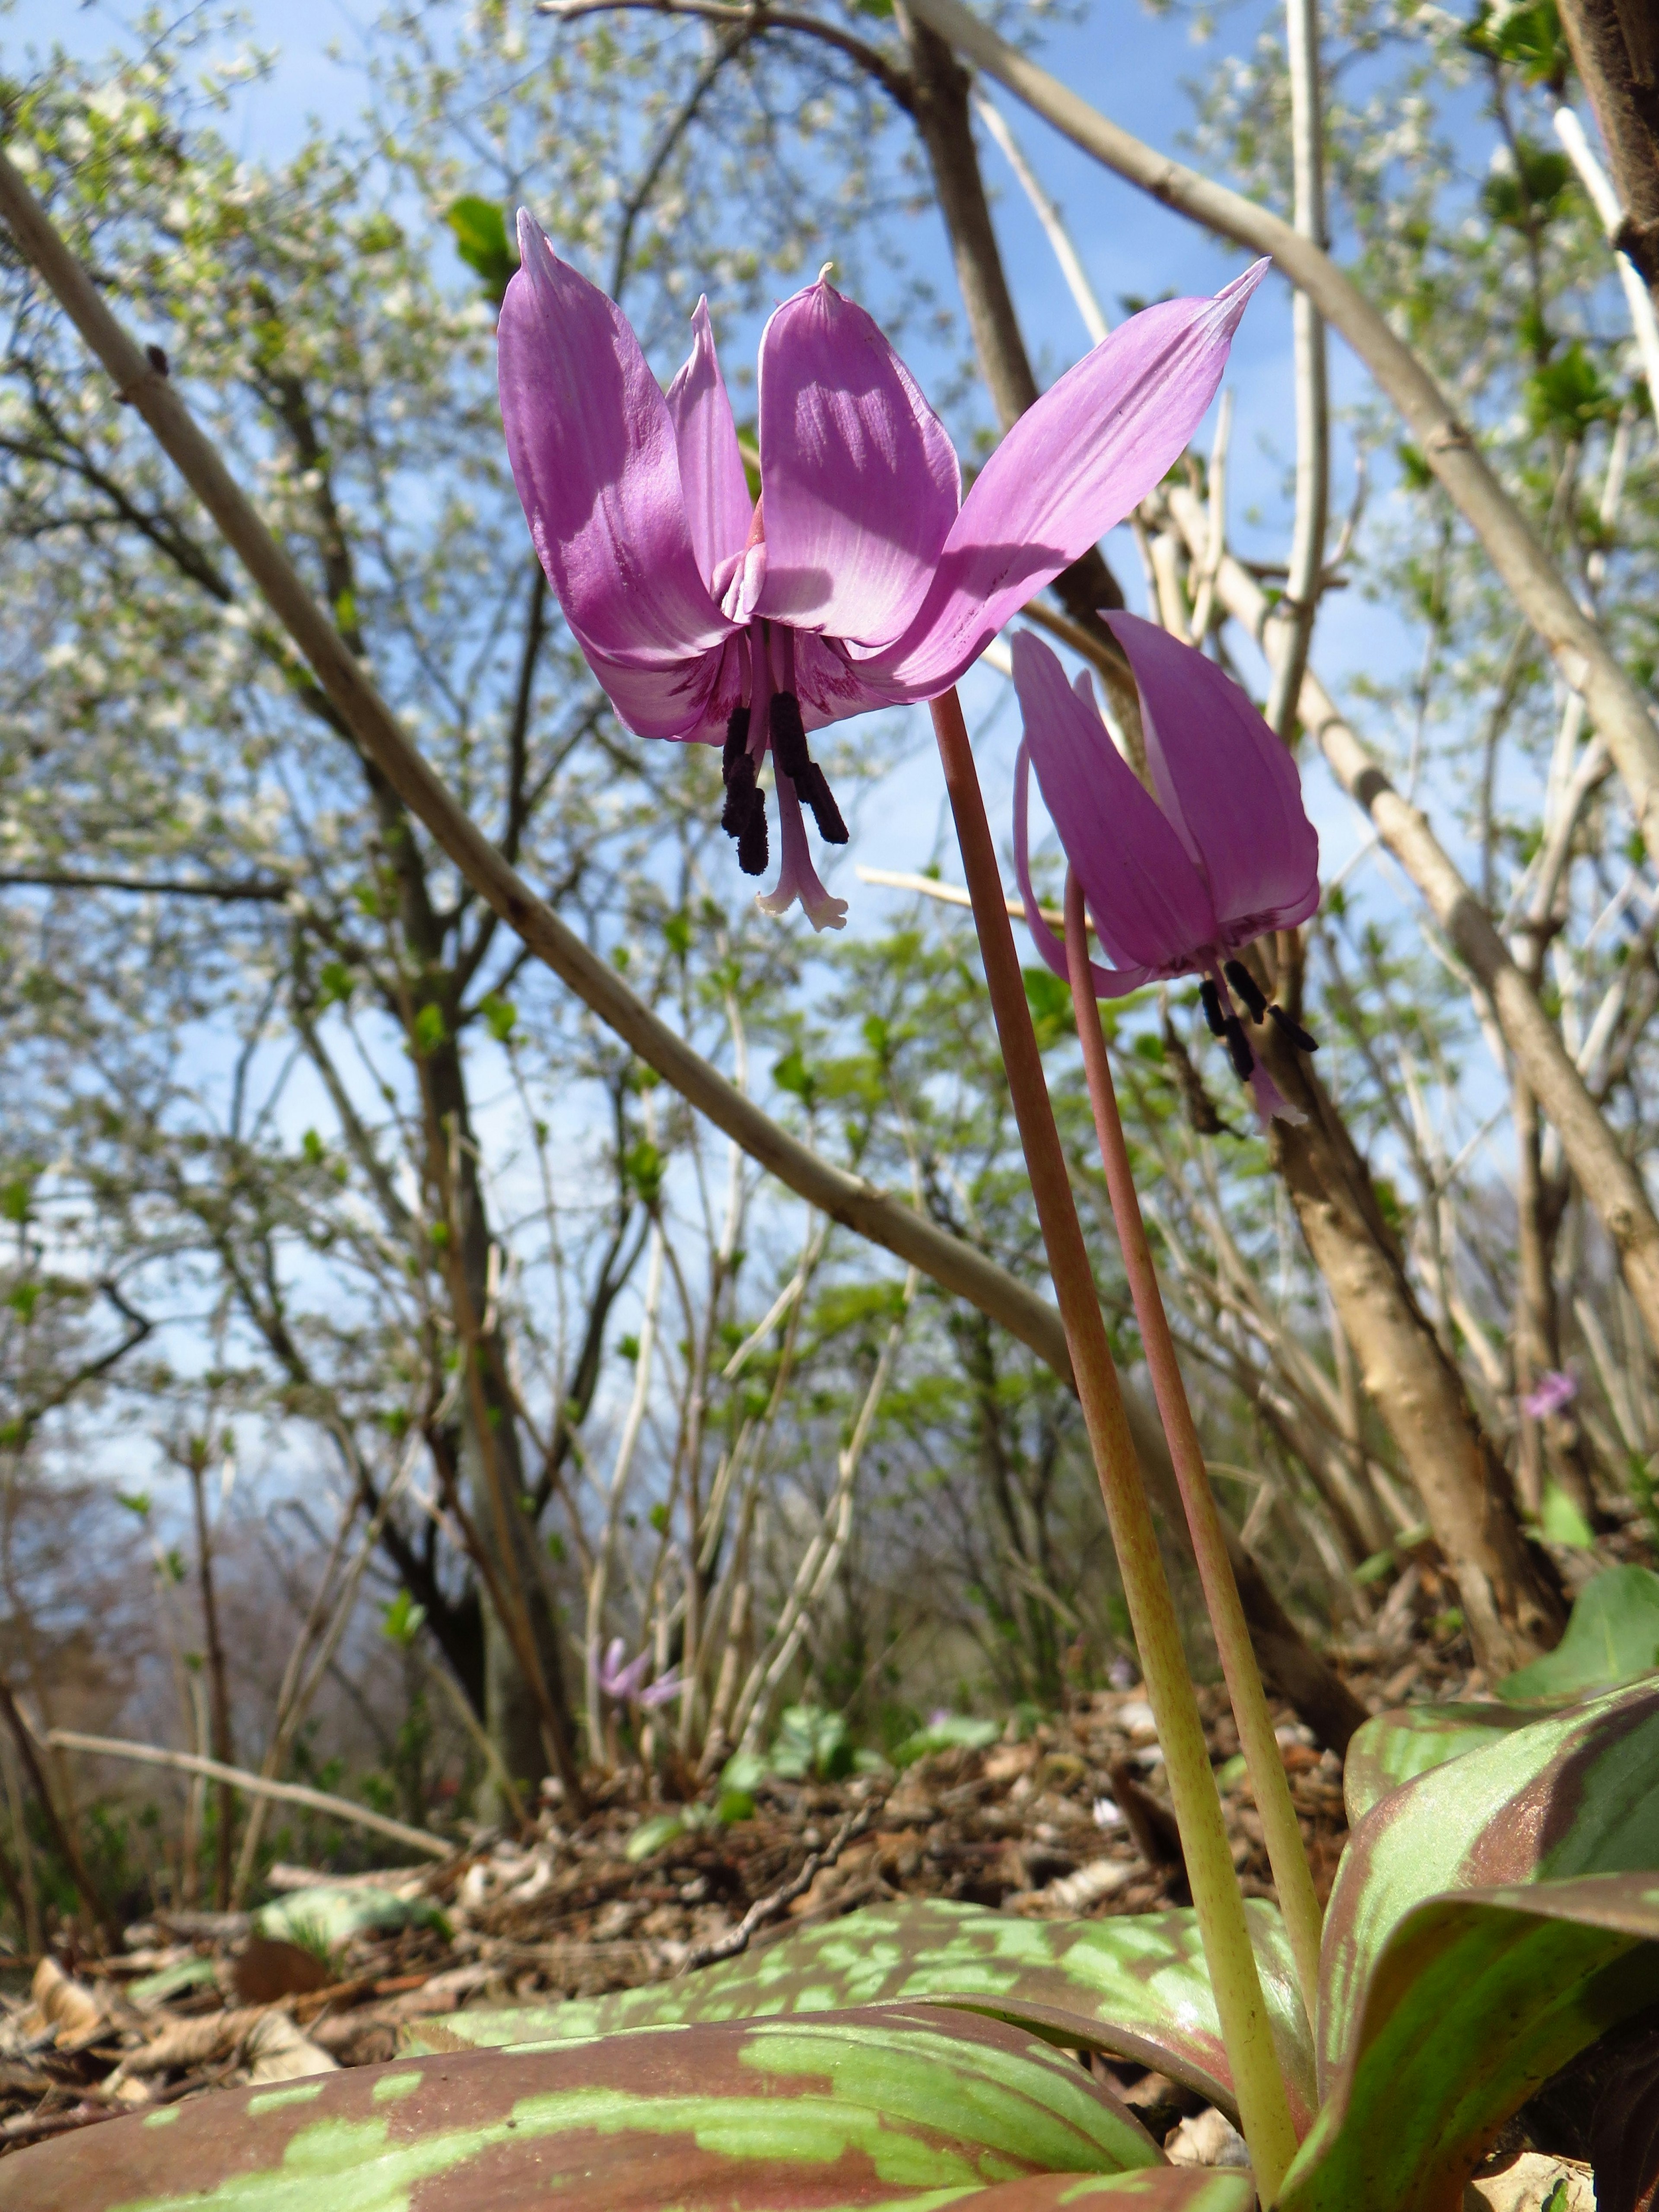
[[405, 1896, 1316, 2138], [7, 2003, 1170, 2212]]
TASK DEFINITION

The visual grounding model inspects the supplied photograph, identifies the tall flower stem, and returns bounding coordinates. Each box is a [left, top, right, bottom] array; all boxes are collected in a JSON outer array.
[[1065, 871, 1325, 2018], [931, 687, 1299, 2196]]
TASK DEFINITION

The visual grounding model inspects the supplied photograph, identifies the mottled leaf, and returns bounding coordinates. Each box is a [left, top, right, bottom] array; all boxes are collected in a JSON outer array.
[[1320, 1678, 1659, 2084], [1279, 1874, 1659, 2212], [1498, 1565, 1659, 1705], [404, 1897, 1316, 2137], [1341, 1699, 1545, 1824], [253, 1882, 450, 1956], [961, 2176, 1253, 2209], [8, 2004, 1162, 2212]]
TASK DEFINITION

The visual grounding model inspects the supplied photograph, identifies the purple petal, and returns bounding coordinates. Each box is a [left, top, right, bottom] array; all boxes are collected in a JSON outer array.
[[1521, 1370, 1577, 1419], [639, 1666, 683, 1710], [666, 299, 756, 599], [499, 213, 736, 671], [577, 630, 741, 744], [1014, 632, 1218, 981], [1014, 739, 1151, 998], [1249, 1063, 1307, 1128], [756, 774, 849, 932], [753, 276, 960, 649], [1104, 614, 1320, 943], [868, 264, 1269, 696]]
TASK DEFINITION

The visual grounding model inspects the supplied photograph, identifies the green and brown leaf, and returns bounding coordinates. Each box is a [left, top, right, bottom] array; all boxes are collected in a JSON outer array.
[[8, 2005, 1168, 2212], [404, 1897, 1316, 2136]]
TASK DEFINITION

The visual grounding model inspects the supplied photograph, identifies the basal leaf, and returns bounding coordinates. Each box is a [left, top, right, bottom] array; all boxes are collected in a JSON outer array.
[[1498, 1565, 1659, 1705], [1341, 1700, 1544, 1824], [1320, 1678, 1659, 2085], [7, 2004, 1163, 2211], [253, 1883, 450, 1957], [1280, 1874, 1659, 2212], [404, 1897, 1316, 2137], [964, 2176, 1254, 2209]]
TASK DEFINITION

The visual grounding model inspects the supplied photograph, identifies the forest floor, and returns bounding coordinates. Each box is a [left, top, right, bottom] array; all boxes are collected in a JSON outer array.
[[0, 1635, 1593, 2205]]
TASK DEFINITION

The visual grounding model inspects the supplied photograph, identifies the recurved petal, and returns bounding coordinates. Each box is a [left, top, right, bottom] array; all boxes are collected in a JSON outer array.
[[1014, 740, 1153, 1000], [498, 214, 736, 670], [666, 298, 756, 598], [1014, 632, 1217, 979], [869, 264, 1268, 697], [575, 629, 741, 744], [1105, 613, 1320, 942], [753, 275, 960, 649]]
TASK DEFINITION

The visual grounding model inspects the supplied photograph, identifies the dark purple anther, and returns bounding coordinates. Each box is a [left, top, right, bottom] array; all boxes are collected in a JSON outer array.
[[1221, 1016, 1254, 1081], [1224, 959, 1268, 1022], [737, 789, 769, 876], [1268, 1003, 1319, 1052]]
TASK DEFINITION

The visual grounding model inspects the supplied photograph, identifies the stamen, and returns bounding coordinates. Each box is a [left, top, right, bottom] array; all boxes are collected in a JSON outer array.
[[720, 706, 757, 837], [737, 787, 769, 876], [722, 706, 752, 779], [721, 753, 757, 838], [1221, 1016, 1254, 1081], [768, 692, 811, 781], [798, 760, 849, 845], [1268, 1003, 1319, 1052], [1223, 959, 1268, 1022], [1199, 977, 1227, 1037]]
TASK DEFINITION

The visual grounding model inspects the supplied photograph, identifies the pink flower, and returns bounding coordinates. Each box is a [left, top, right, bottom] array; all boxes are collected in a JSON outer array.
[[498, 214, 1266, 928], [1520, 1370, 1577, 1421], [1013, 619, 1321, 1125], [597, 1637, 682, 1710]]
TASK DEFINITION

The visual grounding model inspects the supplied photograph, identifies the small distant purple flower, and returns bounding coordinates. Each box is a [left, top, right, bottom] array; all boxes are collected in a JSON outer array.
[[1012, 620, 1322, 1126], [637, 1667, 684, 1712], [498, 217, 1266, 929], [1521, 1370, 1577, 1421], [597, 1637, 652, 1703]]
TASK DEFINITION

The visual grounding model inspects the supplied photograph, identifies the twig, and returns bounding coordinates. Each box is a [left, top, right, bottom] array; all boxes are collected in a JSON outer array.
[[971, 91, 1109, 344], [43, 1729, 453, 1859], [0, 1680, 117, 1944], [1263, 0, 1329, 741], [1187, 392, 1233, 643], [678, 1802, 876, 1971], [854, 864, 1060, 928], [0, 868, 290, 900]]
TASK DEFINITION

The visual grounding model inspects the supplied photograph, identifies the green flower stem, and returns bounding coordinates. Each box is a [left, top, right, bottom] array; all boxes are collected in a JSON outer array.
[[931, 689, 1300, 2199], [1064, 870, 1325, 2019]]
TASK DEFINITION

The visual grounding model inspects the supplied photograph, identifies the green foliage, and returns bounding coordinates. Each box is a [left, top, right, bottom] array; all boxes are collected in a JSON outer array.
[[480, 992, 517, 1043], [1464, 0, 1570, 87], [253, 1883, 450, 1957], [767, 1702, 855, 1782], [1022, 966, 1075, 1051], [380, 1589, 427, 1646], [1523, 342, 1621, 437], [892, 1713, 1001, 1767], [1499, 1566, 1659, 1704], [444, 195, 519, 305]]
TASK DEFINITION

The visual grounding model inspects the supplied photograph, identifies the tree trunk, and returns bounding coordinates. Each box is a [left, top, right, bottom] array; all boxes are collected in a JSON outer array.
[[1557, 0, 1659, 297], [897, 6, 1127, 645], [1251, 1004, 1564, 1674], [1513, 1075, 1600, 1522]]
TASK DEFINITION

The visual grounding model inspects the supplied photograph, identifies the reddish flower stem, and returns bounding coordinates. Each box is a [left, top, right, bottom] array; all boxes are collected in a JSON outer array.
[[1064, 869, 1325, 2018], [930, 687, 1299, 2196]]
